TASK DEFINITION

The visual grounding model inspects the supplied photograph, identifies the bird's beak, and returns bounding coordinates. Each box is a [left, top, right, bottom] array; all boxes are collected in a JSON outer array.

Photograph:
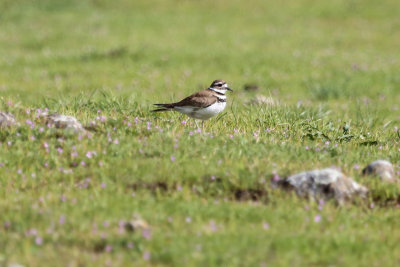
[[226, 87, 233, 92]]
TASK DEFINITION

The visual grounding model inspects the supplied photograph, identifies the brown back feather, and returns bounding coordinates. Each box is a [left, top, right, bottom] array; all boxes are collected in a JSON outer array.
[[173, 90, 218, 108]]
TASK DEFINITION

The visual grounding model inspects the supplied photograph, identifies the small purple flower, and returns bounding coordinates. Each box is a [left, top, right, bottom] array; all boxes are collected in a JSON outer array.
[[273, 174, 280, 181], [105, 244, 112, 252], [57, 147, 63, 154], [263, 222, 269, 230], [113, 139, 119, 145], [35, 236, 43, 245], [59, 215, 66, 225], [101, 183, 106, 188], [170, 156, 176, 162], [209, 220, 217, 232], [353, 164, 360, 170], [4, 221, 11, 229], [185, 217, 192, 223], [181, 120, 187, 125], [143, 251, 151, 261], [142, 229, 152, 240], [314, 215, 321, 223]]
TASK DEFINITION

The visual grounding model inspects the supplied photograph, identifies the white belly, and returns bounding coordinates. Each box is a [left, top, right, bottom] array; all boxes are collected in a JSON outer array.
[[174, 102, 226, 120]]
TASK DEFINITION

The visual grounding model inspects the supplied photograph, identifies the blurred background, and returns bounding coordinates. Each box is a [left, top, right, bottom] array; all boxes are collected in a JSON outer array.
[[0, 0, 399, 106]]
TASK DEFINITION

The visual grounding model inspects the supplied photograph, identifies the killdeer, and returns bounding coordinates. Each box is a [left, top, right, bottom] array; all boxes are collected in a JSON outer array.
[[152, 80, 233, 127]]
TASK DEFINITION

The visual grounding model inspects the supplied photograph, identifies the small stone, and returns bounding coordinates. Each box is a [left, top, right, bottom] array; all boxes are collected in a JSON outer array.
[[45, 113, 85, 132], [362, 160, 396, 182], [276, 168, 368, 203], [0, 112, 17, 127], [246, 95, 277, 106], [124, 218, 150, 232]]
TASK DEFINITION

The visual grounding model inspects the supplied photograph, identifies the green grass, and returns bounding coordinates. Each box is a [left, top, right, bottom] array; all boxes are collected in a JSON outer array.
[[1, 0, 400, 266]]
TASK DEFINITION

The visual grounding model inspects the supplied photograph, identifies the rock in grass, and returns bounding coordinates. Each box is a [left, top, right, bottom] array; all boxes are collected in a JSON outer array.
[[362, 160, 396, 182], [278, 168, 368, 202], [246, 95, 277, 106], [0, 112, 17, 127], [124, 218, 150, 232], [45, 114, 85, 132]]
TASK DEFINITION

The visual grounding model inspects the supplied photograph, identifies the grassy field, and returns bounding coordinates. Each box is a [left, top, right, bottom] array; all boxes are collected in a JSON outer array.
[[1, 0, 400, 266]]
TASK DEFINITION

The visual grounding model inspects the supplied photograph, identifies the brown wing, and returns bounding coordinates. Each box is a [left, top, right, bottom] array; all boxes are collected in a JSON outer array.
[[173, 90, 217, 108]]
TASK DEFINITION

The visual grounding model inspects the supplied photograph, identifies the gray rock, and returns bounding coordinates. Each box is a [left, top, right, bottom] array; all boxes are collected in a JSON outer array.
[[278, 168, 368, 202], [362, 160, 396, 182], [0, 112, 17, 127], [124, 218, 150, 232], [45, 114, 85, 132], [246, 95, 277, 106]]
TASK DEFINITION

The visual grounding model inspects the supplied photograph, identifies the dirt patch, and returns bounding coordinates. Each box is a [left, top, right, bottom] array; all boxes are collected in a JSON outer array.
[[233, 188, 268, 202], [127, 181, 169, 193]]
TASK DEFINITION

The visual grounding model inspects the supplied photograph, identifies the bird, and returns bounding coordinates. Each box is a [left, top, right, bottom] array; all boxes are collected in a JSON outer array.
[[152, 80, 233, 128]]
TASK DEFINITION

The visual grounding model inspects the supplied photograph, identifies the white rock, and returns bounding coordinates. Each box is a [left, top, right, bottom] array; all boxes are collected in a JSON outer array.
[[362, 160, 396, 182], [45, 114, 85, 132], [281, 168, 368, 202], [0, 112, 17, 127]]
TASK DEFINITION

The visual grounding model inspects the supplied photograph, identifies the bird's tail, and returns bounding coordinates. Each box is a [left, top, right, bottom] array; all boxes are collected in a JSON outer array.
[[151, 103, 175, 112]]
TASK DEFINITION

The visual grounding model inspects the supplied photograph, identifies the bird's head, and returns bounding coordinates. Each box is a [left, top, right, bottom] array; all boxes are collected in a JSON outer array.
[[209, 80, 233, 94]]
